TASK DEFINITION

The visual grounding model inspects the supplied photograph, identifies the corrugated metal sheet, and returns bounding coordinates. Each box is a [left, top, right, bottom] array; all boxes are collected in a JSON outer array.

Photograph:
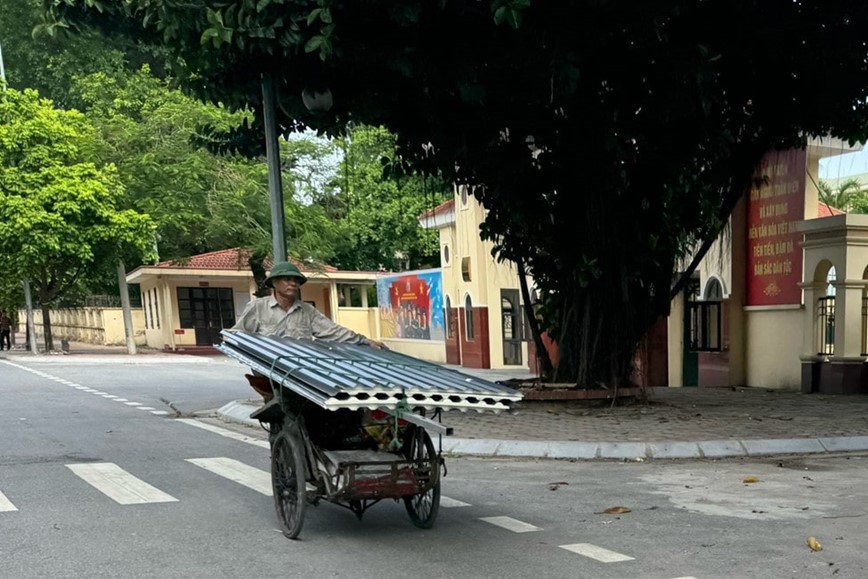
[[217, 330, 523, 413]]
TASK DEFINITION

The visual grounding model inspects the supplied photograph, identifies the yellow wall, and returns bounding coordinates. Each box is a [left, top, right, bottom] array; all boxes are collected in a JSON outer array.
[[667, 292, 685, 387], [336, 307, 377, 338], [384, 340, 447, 363], [19, 307, 146, 346], [744, 309, 803, 388]]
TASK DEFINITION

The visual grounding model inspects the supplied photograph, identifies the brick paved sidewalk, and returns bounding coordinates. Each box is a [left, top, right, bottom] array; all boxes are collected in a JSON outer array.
[[440, 386, 868, 443]]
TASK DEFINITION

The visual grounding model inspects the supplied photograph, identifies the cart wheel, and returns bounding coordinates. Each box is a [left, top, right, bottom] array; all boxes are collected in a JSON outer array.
[[403, 427, 440, 529], [271, 427, 307, 539]]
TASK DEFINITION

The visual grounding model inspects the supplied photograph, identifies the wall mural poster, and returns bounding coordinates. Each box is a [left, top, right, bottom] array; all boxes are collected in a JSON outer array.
[[376, 270, 445, 341], [746, 148, 806, 306]]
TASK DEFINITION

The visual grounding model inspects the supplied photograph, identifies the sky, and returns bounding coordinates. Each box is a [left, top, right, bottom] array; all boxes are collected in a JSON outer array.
[[819, 147, 868, 180]]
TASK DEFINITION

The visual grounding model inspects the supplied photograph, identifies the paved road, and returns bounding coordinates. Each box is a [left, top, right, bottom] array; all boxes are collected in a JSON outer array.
[[3, 356, 868, 578]]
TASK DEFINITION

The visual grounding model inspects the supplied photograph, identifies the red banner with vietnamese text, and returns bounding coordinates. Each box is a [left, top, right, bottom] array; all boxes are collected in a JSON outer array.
[[746, 149, 806, 306]]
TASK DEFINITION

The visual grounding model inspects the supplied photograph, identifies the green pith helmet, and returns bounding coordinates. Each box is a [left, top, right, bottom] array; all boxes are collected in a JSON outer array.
[[265, 261, 307, 287]]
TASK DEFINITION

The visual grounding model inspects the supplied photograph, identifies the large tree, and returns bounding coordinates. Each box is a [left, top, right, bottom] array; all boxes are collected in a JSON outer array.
[[46, 0, 868, 385], [0, 88, 155, 350]]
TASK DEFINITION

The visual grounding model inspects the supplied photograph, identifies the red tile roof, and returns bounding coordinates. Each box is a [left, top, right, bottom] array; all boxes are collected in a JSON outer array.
[[418, 199, 455, 221], [155, 248, 336, 272], [817, 202, 845, 218]]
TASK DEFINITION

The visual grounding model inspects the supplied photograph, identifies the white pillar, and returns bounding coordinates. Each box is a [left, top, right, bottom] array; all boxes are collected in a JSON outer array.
[[833, 280, 867, 359]]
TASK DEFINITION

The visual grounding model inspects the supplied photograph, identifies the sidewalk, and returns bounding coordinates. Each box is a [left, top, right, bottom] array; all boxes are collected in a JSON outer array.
[[6, 336, 868, 460], [215, 372, 868, 460]]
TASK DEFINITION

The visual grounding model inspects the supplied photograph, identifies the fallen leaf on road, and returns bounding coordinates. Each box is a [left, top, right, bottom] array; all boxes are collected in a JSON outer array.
[[807, 536, 823, 552], [602, 506, 631, 514], [743, 476, 761, 484]]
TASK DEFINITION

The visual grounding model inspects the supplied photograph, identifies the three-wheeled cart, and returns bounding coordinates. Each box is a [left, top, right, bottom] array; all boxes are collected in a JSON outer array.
[[217, 330, 522, 540]]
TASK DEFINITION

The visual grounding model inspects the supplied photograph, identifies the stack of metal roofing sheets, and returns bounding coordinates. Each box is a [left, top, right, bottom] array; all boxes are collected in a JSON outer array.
[[217, 330, 523, 413]]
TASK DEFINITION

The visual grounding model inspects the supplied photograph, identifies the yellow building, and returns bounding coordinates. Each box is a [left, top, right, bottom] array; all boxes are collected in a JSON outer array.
[[669, 138, 868, 393], [125, 249, 380, 352], [418, 186, 532, 371]]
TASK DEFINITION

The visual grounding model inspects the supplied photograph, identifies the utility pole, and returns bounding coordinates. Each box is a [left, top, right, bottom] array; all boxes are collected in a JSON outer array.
[[262, 75, 287, 263], [117, 261, 137, 354]]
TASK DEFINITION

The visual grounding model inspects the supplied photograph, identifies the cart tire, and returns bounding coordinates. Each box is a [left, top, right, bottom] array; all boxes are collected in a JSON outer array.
[[403, 427, 440, 529], [271, 427, 307, 539]]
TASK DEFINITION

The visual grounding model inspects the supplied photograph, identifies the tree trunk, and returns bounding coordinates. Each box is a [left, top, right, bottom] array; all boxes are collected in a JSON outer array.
[[41, 305, 53, 352], [516, 256, 553, 380]]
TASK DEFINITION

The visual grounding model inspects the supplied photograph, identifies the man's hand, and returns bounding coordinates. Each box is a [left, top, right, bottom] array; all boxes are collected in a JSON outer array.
[[368, 339, 388, 349]]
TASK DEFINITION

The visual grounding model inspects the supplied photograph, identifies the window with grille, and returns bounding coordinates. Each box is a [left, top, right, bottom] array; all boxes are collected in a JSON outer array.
[[688, 301, 721, 352], [464, 295, 474, 341], [818, 296, 835, 356]]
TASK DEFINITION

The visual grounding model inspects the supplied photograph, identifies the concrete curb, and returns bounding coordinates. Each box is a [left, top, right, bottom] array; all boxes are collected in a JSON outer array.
[[215, 400, 868, 460]]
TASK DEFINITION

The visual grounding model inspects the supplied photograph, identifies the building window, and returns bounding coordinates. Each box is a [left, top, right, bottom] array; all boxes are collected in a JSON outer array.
[[818, 296, 835, 356], [443, 244, 450, 265], [464, 295, 474, 341], [704, 278, 723, 300], [445, 296, 453, 339], [461, 257, 471, 282], [820, 267, 836, 355], [688, 301, 721, 352], [460, 186, 468, 208], [177, 287, 235, 329], [153, 289, 160, 329]]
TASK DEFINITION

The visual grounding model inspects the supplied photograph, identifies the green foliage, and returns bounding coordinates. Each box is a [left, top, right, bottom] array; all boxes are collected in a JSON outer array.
[[326, 125, 447, 271], [0, 0, 161, 108], [46, 0, 868, 385], [818, 178, 866, 213], [0, 88, 155, 311]]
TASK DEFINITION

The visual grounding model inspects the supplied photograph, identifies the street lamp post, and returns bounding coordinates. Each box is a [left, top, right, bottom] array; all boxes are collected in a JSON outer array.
[[261, 75, 287, 263]]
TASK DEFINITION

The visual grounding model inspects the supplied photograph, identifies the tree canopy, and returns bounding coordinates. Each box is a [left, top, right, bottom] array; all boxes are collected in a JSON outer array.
[[46, 0, 868, 385], [0, 88, 155, 349]]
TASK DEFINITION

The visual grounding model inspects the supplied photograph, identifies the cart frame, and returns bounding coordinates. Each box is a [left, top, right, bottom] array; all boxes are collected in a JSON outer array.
[[251, 383, 445, 539]]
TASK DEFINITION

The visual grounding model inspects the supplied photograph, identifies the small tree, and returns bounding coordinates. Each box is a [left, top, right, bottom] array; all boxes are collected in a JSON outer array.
[[818, 178, 865, 213], [0, 88, 155, 350]]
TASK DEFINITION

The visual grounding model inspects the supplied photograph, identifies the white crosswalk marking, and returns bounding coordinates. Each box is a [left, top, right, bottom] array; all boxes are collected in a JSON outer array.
[[480, 516, 540, 533], [186, 458, 272, 496], [440, 496, 471, 508], [0, 490, 18, 512], [559, 543, 635, 562], [151, 410, 170, 416], [66, 463, 178, 505], [136, 406, 156, 411], [175, 419, 270, 449]]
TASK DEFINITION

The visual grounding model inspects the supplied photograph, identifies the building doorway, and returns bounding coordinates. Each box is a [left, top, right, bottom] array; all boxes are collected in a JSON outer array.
[[501, 289, 522, 365], [177, 287, 236, 346]]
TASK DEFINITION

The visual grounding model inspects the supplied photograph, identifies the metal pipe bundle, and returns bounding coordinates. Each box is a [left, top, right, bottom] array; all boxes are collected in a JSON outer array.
[[217, 330, 523, 413]]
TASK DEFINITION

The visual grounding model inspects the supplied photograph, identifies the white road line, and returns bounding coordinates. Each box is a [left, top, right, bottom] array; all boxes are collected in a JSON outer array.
[[0, 490, 18, 512], [151, 410, 170, 416], [113, 398, 129, 402], [75, 386, 88, 390], [102, 394, 117, 399], [136, 406, 156, 411], [186, 458, 272, 496], [480, 516, 541, 533], [175, 419, 270, 448], [66, 463, 177, 505], [559, 543, 635, 563], [440, 496, 471, 508], [124, 402, 141, 406]]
